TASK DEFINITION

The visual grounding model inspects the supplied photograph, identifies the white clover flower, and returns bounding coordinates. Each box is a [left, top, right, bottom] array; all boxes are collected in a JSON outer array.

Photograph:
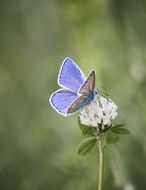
[[79, 96, 118, 129]]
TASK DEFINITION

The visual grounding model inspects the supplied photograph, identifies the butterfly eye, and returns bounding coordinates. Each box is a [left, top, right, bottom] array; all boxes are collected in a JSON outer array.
[[95, 89, 98, 94]]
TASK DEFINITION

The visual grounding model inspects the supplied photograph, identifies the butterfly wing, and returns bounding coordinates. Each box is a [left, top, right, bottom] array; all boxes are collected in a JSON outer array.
[[67, 94, 92, 114], [49, 89, 78, 116], [67, 71, 96, 114], [79, 70, 95, 95], [58, 57, 86, 92]]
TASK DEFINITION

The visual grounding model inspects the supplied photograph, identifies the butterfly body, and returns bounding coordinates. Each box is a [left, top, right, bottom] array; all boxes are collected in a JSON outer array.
[[49, 57, 97, 116]]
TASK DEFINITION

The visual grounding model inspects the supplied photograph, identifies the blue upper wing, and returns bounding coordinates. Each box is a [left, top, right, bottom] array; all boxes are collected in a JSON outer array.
[[58, 57, 86, 92], [49, 89, 78, 116]]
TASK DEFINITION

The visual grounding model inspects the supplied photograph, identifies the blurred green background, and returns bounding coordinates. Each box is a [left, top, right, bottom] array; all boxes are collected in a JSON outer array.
[[0, 0, 146, 189]]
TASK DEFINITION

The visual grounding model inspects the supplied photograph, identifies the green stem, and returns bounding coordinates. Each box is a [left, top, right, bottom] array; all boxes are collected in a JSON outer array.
[[98, 137, 104, 190]]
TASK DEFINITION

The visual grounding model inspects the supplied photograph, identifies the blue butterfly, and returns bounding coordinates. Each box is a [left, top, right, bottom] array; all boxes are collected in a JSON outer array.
[[49, 57, 97, 116]]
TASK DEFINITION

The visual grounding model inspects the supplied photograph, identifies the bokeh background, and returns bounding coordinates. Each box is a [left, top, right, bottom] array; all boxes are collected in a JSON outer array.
[[0, 0, 146, 189]]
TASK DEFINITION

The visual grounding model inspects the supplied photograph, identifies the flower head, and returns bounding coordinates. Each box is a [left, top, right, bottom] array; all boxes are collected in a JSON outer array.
[[79, 96, 118, 133]]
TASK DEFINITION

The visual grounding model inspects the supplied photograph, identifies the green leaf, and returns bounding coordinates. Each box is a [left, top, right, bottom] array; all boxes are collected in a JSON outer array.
[[78, 117, 93, 136], [106, 132, 120, 144], [77, 137, 97, 156], [112, 124, 126, 128], [111, 127, 131, 135]]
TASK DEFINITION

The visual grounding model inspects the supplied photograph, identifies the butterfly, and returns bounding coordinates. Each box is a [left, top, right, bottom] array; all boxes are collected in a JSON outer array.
[[49, 57, 98, 116]]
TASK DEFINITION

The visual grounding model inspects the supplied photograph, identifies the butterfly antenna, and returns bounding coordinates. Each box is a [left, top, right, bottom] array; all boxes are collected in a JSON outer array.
[[97, 87, 112, 103], [98, 86, 109, 97]]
